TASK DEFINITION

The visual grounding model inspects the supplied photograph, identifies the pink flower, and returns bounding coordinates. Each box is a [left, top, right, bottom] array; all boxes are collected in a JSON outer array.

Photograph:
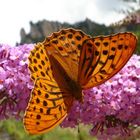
[[0, 44, 140, 139], [0, 44, 34, 118], [62, 54, 140, 139]]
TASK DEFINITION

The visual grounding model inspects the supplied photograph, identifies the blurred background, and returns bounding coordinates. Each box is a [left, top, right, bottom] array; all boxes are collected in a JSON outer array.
[[0, 0, 139, 46], [0, 0, 140, 140]]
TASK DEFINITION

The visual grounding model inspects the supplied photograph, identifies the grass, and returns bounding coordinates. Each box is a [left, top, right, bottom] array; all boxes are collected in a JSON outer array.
[[1, 119, 140, 140], [0, 119, 97, 140]]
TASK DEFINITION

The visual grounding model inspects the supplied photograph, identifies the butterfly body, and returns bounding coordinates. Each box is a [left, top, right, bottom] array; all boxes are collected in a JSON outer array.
[[48, 54, 83, 102], [24, 28, 137, 134]]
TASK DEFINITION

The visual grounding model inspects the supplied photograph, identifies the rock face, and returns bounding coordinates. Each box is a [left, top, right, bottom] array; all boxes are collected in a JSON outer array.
[[20, 18, 111, 44], [20, 18, 140, 44]]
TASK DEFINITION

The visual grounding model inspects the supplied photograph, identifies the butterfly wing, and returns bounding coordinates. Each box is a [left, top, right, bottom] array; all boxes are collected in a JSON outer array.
[[43, 28, 90, 81], [28, 43, 54, 82], [24, 43, 73, 134], [78, 32, 137, 89], [24, 78, 73, 134]]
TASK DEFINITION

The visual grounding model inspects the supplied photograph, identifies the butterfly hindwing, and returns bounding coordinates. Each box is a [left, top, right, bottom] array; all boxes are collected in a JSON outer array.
[[78, 32, 137, 89], [24, 78, 73, 134], [24, 42, 74, 134]]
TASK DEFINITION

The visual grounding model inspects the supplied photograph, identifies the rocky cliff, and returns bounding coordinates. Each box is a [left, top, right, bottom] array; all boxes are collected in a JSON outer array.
[[20, 18, 112, 44], [20, 18, 139, 44]]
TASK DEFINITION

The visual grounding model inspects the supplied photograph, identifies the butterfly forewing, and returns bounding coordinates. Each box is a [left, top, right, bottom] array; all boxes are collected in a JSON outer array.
[[78, 32, 137, 89], [28, 43, 54, 82], [43, 28, 90, 81], [43, 28, 90, 61]]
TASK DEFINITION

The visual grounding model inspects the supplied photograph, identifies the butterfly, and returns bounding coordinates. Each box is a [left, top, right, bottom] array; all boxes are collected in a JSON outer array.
[[23, 28, 137, 134]]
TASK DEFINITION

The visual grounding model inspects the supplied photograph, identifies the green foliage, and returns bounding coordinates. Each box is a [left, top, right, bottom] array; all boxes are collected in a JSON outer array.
[[124, 24, 140, 54], [134, 29, 140, 54], [1, 119, 140, 140], [0, 119, 97, 140]]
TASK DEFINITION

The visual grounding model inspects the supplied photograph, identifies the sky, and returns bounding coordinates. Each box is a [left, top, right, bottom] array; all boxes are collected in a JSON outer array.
[[0, 0, 139, 45]]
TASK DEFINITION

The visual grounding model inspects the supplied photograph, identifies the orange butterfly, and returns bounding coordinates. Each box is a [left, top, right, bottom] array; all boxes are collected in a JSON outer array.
[[23, 28, 137, 134]]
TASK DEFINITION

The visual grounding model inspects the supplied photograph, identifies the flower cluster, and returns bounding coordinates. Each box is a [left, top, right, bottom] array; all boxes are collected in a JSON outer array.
[[0, 44, 140, 139], [0, 44, 33, 119], [62, 54, 140, 139]]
